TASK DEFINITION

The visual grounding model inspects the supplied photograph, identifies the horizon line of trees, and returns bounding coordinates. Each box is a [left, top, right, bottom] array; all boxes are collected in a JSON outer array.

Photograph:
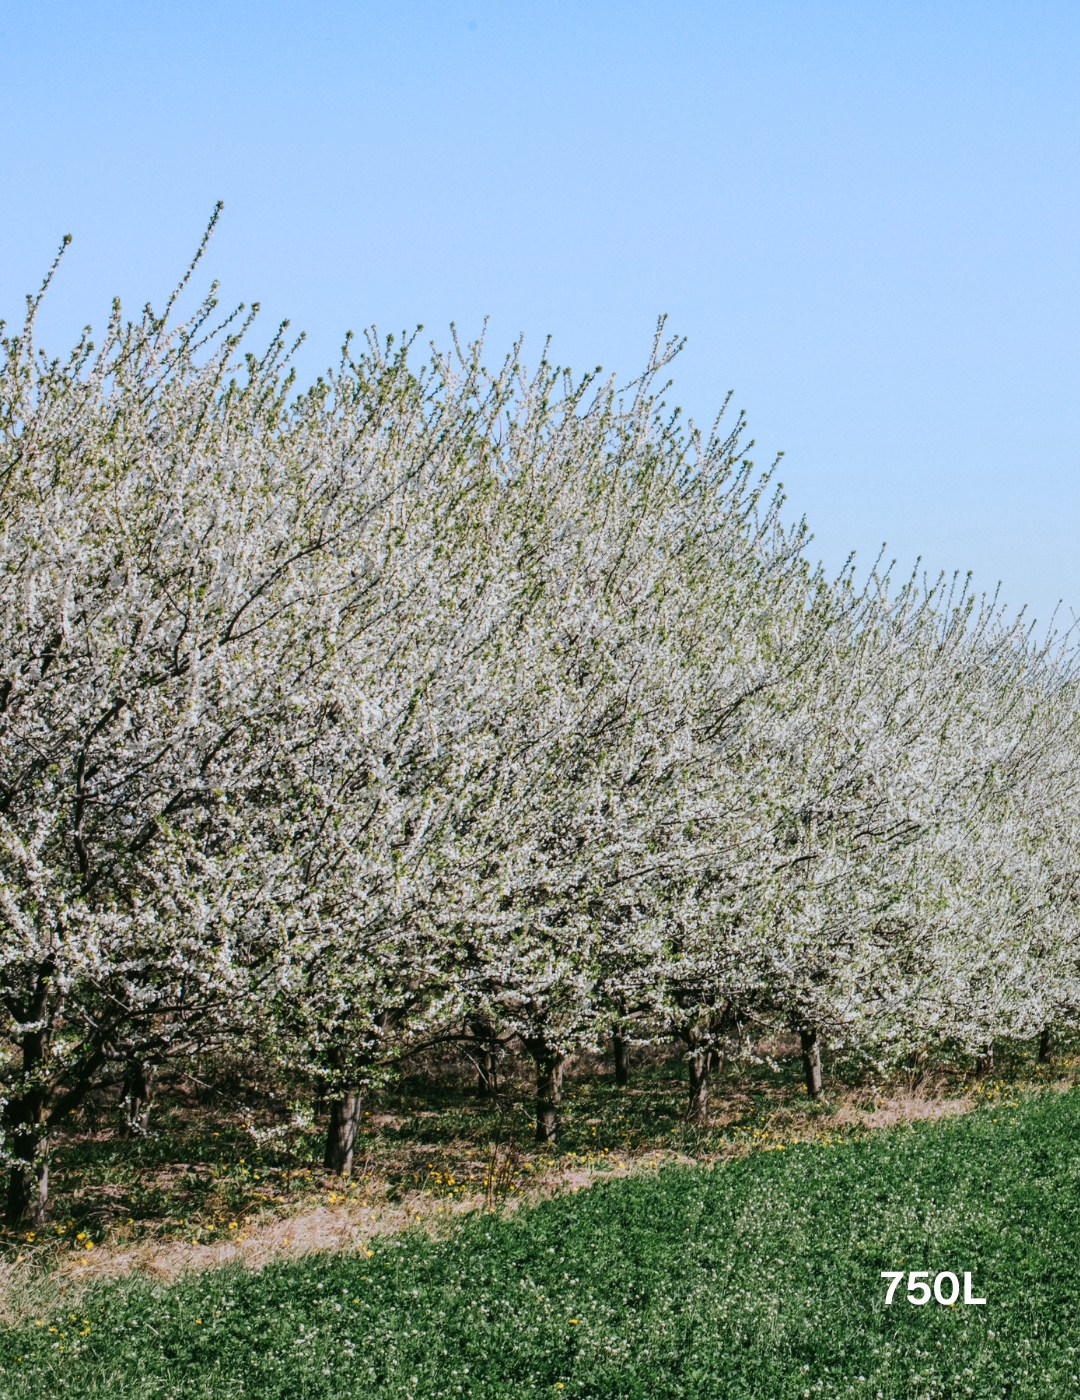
[[3, 216, 1079, 1226]]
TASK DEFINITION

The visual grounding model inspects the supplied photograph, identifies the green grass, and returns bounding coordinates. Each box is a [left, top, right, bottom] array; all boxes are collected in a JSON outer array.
[[4, 1087, 1080, 1399]]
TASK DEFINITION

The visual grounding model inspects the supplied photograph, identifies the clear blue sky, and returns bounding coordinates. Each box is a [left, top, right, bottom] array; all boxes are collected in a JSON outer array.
[[4, 1, 1079, 625]]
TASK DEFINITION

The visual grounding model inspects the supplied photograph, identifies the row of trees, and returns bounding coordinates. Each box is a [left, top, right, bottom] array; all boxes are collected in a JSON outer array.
[[3, 221, 1079, 1224]]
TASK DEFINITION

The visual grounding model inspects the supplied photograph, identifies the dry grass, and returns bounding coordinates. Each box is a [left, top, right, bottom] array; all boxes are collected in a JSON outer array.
[[0, 1154, 653, 1323]]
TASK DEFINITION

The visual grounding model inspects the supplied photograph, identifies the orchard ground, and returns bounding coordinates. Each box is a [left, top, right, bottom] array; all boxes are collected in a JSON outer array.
[[2, 1035, 1077, 1326], [2, 1067, 1080, 1398]]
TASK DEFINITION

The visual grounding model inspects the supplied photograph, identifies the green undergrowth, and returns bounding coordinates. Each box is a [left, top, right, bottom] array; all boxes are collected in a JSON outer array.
[[3, 1088, 1080, 1399], [10, 1036, 1075, 1259]]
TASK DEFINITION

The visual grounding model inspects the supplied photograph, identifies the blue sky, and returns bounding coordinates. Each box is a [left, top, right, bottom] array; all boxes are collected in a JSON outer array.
[[4, 1, 1079, 625]]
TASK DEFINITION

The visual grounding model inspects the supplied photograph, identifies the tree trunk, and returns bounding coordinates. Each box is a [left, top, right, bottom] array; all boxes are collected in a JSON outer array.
[[469, 1018, 497, 1097], [323, 1091, 364, 1174], [975, 1044, 994, 1077], [194, 1058, 215, 1105], [612, 1033, 631, 1088], [5, 1138, 48, 1229], [2, 981, 104, 1227], [4, 1025, 50, 1228], [686, 1047, 709, 1123], [524, 1040, 564, 1145], [1038, 1026, 1053, 1064], [801, 1027, 824, 1100], [122, 1061, 154, 1137]]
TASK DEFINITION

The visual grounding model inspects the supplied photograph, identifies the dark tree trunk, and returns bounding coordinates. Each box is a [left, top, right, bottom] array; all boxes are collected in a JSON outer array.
[[477, 1048, 496, 1097], [1038, 1026, 1053, 1064], [801, 1027, 824, 1100], [686, 1047, 709, 1123], [612, 1033, 631, 1088], [3, 1020, 51, 1227], [318, 1019, 396, 1173], [524, 1040, 564, 1145], [3, 961, 108, 1227], [122, 1061, 154, 1137], [469, 1018, 498, 1097], [672, 1019, 714, 1123], [975, 1044, 994, 1077], [5, 1138, 48, 1229], [323, 1091, 364, 1174], [195, 1058, 215, 1105]]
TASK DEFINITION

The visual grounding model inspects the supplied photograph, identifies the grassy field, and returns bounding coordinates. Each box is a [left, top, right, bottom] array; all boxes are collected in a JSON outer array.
[[2, 1083, 1079, 1399]]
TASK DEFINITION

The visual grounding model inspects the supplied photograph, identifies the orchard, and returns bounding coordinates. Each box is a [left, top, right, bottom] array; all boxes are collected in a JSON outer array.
[[3, 214, 1079, 1230]]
